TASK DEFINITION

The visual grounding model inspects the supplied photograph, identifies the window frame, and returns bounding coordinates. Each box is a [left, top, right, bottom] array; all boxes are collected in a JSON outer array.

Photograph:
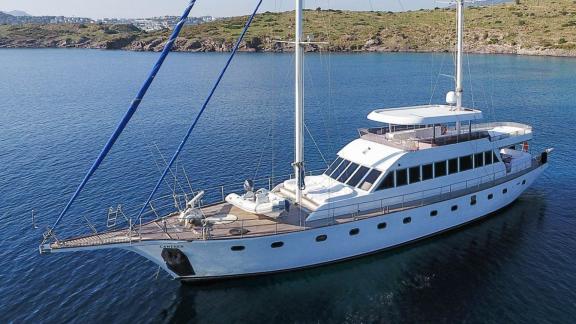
[[377, 172, 395, 191], [448, 158, 459, 174], [474, 153, 484, 168], [358, 169, 382, 191], [422, 163, 434, 181], [459, 155, 473, 172], [347, 165, 369, 187], [435, 160, 447, 178], [396, 169, 408, 187]]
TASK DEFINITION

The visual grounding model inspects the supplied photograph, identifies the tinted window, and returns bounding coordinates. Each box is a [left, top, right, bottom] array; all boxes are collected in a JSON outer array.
[[451, 205, 458, 211], [325, 157, 343, 176], [396, 169, 408, 186], [347, 166, 369, 187], [316, 235, 327, 242], [435, 161, 447, 177], [337, 162, 359, 182], [485, 151, 493, 165], [377, 172, 395, 191], [349, 228, 360, 236], [231, 246, 245, 251], [493, 152, 500, 163], [377, 222, 387, 229], [503, 188, 508, 194], [460, 155, 473, 171], [422, 164, 433, 181], [474, 153, 484, 168], [488, 193, 493, 199], [330, 160, 350, 179], [409, 166, 421, 184], [430, 210, 438, 217], [359, 169, 382, 191], [448, 158, 458, 174], [271, 242, 284, 248], [403, 217, 412, 224], [470, 195, 477, 206]]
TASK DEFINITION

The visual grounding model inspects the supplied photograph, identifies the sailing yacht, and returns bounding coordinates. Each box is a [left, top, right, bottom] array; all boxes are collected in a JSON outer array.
[[40, 0, 550, 281]]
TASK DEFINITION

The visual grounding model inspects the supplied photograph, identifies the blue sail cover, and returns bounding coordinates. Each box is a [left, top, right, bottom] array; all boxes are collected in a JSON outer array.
[[48, 0, 198, 232], [136, 0, 264, 221]]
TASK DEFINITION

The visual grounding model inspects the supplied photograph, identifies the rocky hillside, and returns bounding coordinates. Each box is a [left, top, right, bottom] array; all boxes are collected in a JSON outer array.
[[1, 0, 576, 56]]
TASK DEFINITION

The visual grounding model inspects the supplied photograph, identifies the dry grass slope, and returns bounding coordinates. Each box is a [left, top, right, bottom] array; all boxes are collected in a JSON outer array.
[[1, 0, 575, 56]]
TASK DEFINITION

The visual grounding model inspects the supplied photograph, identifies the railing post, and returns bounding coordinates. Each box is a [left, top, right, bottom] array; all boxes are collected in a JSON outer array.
[[241, 220, 244, 238]]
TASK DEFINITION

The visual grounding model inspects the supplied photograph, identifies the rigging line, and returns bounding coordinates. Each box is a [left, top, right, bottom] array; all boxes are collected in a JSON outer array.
[[147, 144, 177, 195], [136, 0, 264, 221], [152, 142, 187, 196], [47, 0, 198, 233], [304, 121, 330, 167], [253, 123, 274, 180]]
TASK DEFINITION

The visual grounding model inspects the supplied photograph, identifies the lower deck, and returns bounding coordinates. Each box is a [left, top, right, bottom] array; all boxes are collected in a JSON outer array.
[[44, 156, 545, 252]]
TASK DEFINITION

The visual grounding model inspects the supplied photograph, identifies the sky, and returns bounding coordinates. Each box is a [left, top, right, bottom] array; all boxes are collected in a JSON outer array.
[[0, 0, 442, 19]]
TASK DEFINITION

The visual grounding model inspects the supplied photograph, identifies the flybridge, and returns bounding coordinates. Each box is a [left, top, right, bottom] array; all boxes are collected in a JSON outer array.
[[368, 105, 483, 126]]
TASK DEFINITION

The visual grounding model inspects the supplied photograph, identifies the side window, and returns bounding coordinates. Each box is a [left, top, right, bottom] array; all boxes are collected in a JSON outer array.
[[337, 162, 359, 183], [493, 152, 500, 163], [396, 169, 408, 187], [448, 158, 458, 174], [435, 161, 447, 177], [377, 172, 395, 190], [474, 153, 484, 168], [347, 166, 369, 187], [409, 166, 421, 184], [422, 163, 433, 181], [484, 151, 493, 165], [460, 155, 473, 171], [358, 169, 382, 191], [325, 157, 343, 176]]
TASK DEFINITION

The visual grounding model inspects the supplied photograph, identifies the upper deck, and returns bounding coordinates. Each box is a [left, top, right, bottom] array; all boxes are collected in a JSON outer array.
[[368, 105, 483, 125], [359, 122, 532, 151]]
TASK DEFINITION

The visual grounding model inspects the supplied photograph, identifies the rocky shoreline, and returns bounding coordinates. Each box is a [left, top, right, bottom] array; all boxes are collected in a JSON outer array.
[[2, 36, 575, 58]]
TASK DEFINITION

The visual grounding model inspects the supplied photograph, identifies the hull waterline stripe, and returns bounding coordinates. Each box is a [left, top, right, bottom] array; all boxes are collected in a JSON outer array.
[[135, 0, 264, 221], [49, 0, 198, 232]]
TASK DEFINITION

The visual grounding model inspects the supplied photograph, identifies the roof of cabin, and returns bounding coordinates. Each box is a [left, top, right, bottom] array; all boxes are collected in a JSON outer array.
[[368, 105, 483, 125]]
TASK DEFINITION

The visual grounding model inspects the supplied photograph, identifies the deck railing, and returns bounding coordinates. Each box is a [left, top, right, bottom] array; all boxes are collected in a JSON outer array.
[[359, 122, 532, 151]]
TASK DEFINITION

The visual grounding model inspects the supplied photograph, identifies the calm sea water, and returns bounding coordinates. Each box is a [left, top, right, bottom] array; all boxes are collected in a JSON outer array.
[[0, 49, 575, 323]]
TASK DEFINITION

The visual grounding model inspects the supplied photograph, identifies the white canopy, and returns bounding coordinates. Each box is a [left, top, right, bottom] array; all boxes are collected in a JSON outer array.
[[368, 105, 483, 125]]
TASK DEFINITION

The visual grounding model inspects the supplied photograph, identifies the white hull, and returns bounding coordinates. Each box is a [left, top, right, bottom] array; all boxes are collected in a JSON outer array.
[[125, 165, 545, 281]]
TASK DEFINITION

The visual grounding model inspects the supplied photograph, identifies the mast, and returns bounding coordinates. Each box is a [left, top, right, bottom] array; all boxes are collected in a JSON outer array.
[[455, 0, 464, 133], [294, 0, 304, 203]]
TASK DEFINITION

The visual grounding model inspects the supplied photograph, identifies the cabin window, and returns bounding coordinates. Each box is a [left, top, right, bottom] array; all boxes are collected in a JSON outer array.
[[451, 205, 458, 211], [377, 172, 395, 191], [470, 195, 477, 206], [435, 161, 447, 177], [347, 166, 369, 187], [403, 217, 412, 224], [493, 152, 500, 163], [430, 210, 438, 217], [460, 155, 473, 172], [488, 193, 493, 200], [330, 160, 350, 179], [349, 228, 360, 236], [231, 246, 245, 251], [377, 222, 387, 229], [325, 157, 343, 176], [396, 169, 408, 187], [316, 235, 327, 242], [359, 169, 382, 191], [448, 158, 459, 174], [485, 151, 493, 165], [271, 242, 284, 248], [422, 164, 433, 181], [409, 166, 421, 184], [474, 153, 484, 168], [503, 188, 508, 194], [337, 162, 360, 183], [522, 179, 526, 185]]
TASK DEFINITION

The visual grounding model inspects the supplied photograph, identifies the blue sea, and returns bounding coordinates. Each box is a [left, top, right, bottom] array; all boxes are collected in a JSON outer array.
[[0, 49, 575, 323]]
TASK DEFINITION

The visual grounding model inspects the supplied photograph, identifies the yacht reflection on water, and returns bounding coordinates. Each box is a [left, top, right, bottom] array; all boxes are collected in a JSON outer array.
[[157, 191, 547, 323]]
